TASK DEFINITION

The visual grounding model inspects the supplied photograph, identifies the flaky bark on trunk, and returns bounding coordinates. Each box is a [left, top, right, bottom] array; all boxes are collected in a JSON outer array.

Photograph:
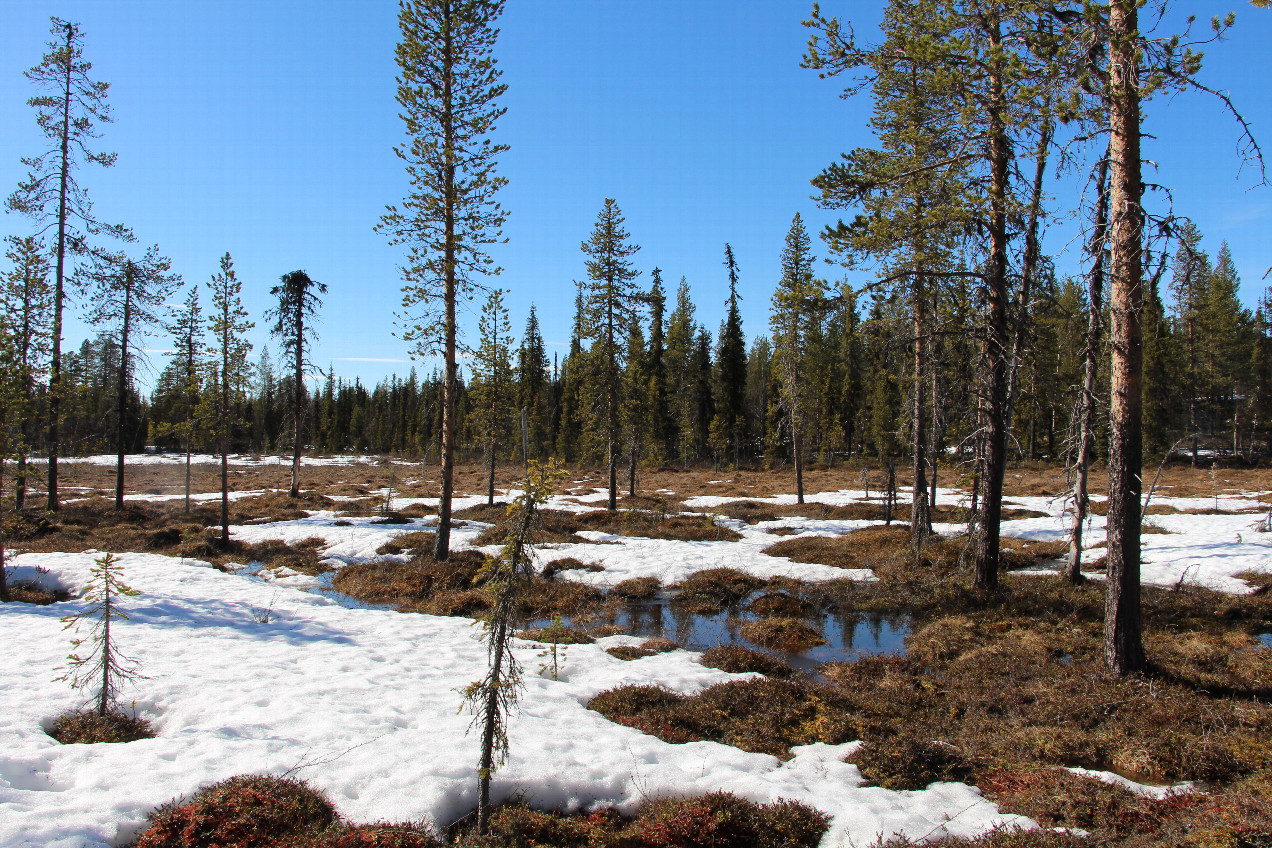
[[47, 23, 74, 513], [1, 458, 10, 602], [1067, 154, 1110, 584], [1104, 0, 1146, 675], [911, 270, 931, 542], [486, 437, 496, 506], [433, 6, 457, 561], [973, 17, 1011, 591]]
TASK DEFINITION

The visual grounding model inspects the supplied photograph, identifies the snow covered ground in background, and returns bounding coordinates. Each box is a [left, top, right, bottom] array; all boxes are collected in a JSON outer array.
[[3, 470, 1270, 847], [0, 551, 1031, 848], [35, 453, 420, 467]]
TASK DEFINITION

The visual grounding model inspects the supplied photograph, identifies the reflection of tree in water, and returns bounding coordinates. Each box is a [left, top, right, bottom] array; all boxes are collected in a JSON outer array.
[[620, 600, 666, 639], [831, 611, 861, 651], [867, 614, 884, 647]]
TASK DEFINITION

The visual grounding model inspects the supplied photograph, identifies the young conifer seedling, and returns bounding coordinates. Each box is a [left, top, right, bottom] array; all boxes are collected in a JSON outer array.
[[463, 458, 566, 836], [57, 552, 144, 717]]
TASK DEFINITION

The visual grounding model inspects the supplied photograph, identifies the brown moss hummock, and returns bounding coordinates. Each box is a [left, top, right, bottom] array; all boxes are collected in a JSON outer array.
[[135, 774, 337, 848], [49, 709, 155, 744]]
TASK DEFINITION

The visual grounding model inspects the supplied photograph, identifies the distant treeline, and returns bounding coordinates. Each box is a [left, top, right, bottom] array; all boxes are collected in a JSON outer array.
[[25, 225, 1271, 470]]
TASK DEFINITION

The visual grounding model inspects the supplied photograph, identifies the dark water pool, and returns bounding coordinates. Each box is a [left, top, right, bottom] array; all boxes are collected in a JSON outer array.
[[1259, 633, 1272, 649], [530, 594, 910, 671], [305, 571, 395, 611]]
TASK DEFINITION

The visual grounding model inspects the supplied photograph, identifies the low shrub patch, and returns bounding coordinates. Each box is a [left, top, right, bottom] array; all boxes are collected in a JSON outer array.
[[629, 792, 828, 848], [606, 638, 677, 660], [375, 532, 436, 556], [740, 618, 825, 651], [6, 579, 70, 604], [541, 557, 605, 578], [671, 568, 763, 612], [316, 822, 442, 847], [48, 709, 155, 744], [135, 774, 336, 848], [517, 624, 595, 644], [588, 677, 857, 758], [746, 591, 814, 618], [849, 737, 972, 790], [611, 576, 660, 600], [698, 645, 793, 678]]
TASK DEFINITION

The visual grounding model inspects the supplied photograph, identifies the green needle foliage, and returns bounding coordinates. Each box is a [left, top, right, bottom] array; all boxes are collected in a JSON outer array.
[[463, 458, 567, 836], [57, 552, 143, 717]]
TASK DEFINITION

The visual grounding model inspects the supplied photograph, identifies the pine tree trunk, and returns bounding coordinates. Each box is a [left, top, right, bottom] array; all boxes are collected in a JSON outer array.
[[487, 436, 496, 506], [115, 265, 133, 510], [1067, 154, 1109, 584], [911, 274, 931, 541], [1104, 0, 1146, 675], [290, 329, 304, 499], [974, 22, 1010, 592], [47, 23, 74, 514], [1, 459, 10, 602], [433, 4, 457, 562], [792, 405, 805, 505]]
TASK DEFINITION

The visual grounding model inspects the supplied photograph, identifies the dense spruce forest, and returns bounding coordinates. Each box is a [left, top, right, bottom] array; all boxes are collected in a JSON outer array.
[[11, 225, 1270, 469]]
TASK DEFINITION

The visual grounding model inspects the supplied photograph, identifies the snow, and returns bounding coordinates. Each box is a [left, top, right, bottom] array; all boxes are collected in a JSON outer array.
[[0, 551, 1031, 847], [36, 453, 405, 468], [5, 476, 1271, 846], [1064, 767, 1194, 800]]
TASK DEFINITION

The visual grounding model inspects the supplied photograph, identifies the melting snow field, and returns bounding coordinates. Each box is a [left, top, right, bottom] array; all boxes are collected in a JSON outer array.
[[3, 471, 1270, 847]]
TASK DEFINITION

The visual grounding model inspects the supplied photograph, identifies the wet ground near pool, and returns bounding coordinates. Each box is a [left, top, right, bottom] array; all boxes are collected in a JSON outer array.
[[291, 572, 910, 670], [529, 593, 910, 672]]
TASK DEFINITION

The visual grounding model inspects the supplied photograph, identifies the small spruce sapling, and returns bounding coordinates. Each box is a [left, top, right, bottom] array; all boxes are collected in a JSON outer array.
[[57, 553, 143, 716], [536, 615, 570, 681], [463, 458, 567, 836]]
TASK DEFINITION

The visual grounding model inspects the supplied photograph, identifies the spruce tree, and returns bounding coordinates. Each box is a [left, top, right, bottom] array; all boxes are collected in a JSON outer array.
[[711, 244, 748, 468], [7, 18, 131, 511], [471, 289, 514, 504], [579, 199, 641, 510], [665, 278, 697, 466], [1, 236, 53, 513], [208, 254, 254, 546], [770, 214, 825, 504], [163, 287, 206, 513], [84, 246, 180, 509], [806, 0, 971, 540], [267, 270, 326, 499], [516, 306, 549, 459], [645, 269, 674, 463], [1169, 222, 1211, 462], [379, 0, 508, 561]]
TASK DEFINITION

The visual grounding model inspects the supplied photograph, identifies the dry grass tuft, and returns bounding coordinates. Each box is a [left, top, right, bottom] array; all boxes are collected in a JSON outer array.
[[517, 624, 594, 644], [610, 576, 661, 600], [740, 618, 826, 651], [606, 638, 678, 661], [473, 794, 827, 848], [49, 709, 155, 744], [672, 568, 764, 612], [588, 677, 857, 758], [541, 557, 605, 578], [849, 737, 972, 790], [6, 579, 70, 604], [746, 591, 814, 618], [698, 645, 794, 678], [375, 532, 436, 556]]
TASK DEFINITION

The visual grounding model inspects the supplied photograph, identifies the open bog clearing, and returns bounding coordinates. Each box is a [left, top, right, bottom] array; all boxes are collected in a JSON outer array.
[[4, 455, 1272, 848]]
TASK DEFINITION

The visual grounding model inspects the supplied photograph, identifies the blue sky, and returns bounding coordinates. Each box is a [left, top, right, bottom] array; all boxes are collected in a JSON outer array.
[[1, 1, 1268, 390]]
